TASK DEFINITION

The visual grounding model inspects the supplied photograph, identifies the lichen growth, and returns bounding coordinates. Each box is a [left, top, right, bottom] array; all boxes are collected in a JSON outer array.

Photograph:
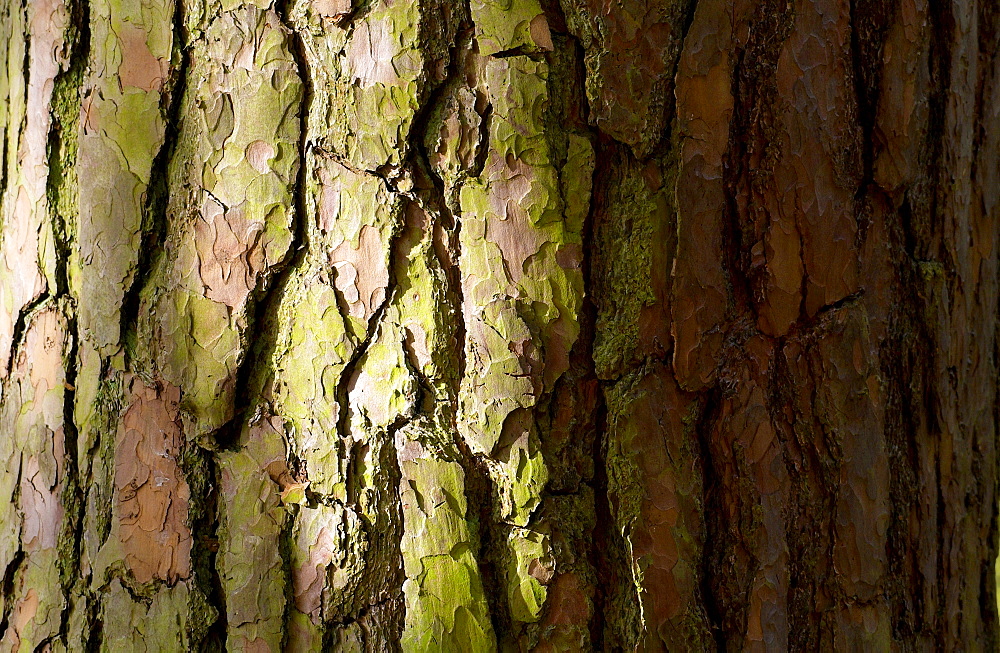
[[397, 422, 496, 650], [134, 5, 301, 439]]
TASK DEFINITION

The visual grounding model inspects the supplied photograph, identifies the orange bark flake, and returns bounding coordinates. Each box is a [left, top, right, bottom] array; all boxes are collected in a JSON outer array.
[[117, 22, 167, 92], [115, 378, 192, 584], [331, 225, 390, 323], [313, 0, 352, 21], [195, 194, 268, 310], [671, 0, 739, 390]]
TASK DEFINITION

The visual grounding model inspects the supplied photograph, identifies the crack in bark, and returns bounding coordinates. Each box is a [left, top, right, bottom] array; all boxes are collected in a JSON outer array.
[[55, 301, 81, 647], [333, 241, 401, 487], [769, 335, 819, 649], [923, 0, 955, 269], [923, 4, 959, 647], [694, 386, 727, 652], [578, 131, 615, 647], [385, 3, 511, 642], [323, 7, 483, 639], [325, 163, 407, 641], [44, 2, 89, 642], [450, 434, 508, 643], [0, 549, 25, 639], [548, 3, 667, 642], [0, 2, 33, 309], [191, 450, 227, 650], [5, 293, 51, 380], [211, 2, 314, 454], [119, 0, 189, 370], [0, 0, 27, 242], [180, 2, 320, 646], [488, 47, 546, 60], [970, 4, 999, 189]]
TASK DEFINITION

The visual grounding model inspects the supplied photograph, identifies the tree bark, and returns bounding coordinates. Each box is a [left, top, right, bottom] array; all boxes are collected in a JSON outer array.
[[0, 0, 998, 650]]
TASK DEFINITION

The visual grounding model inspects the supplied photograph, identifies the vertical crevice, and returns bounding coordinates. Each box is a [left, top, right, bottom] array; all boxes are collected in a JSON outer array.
[[55, 308, 81, 647], [992, 208, 1000, 649], [970, 2, 999, 185], [923, 0, 955, 267], [848, 0, 898, 189], [405, 2, 472, 396], [194, 1, 317, 646], [84, 600, 103, 653], [0, 132, 9, 232], [647, 0, 699, 159], [695, 386, 727, 653], [401, 0, 513, 643], [190, 449, 226, 651], [119, 0, 189, 369], [0, 2, 35, 377], [969, 19, 1000, 643], [882, 336, 920, 644], [847, 0, 897, 267], [454, 441, 510, 644], [922, 3, 956, 647], [585, 384, 611, 649], [332, 229, 402, 480], [0, 0, 26, 234], [580, 131, 617, 649], [721, 0, 795, 325], [226, 0, 314, 446], [0, 0, 12, 220], [548, 0, 627, 637], [46, 4, 89, 639], [883, 190, 938, 647], [19, 0, 30, 143], [0, 548, 25, 639], [769, 334, 823, 650]]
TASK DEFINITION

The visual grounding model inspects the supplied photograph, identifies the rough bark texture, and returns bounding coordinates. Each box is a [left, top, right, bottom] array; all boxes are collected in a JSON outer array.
[[0, 0, 998, 650]]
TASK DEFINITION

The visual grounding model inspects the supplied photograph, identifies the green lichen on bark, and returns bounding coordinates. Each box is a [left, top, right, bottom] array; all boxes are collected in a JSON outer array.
[[2, 0, 999, 649], [0, 302, 74, 651], [397, 421, 496, 651], [135, 5, 301, 438], [453, 43, 593, 632], [216, 414, 289, 651], [74, 0, 175, 357], [289, 0, 450, 171], [101, 578, 215, 652], [470, 0, 553, 56]]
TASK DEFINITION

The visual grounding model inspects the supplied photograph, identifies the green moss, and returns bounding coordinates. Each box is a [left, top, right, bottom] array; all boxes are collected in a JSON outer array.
[[591, 150, 678, 380], [47, 38, 83, 251]]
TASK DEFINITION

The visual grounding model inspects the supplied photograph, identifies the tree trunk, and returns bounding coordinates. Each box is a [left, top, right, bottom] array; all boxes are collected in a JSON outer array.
[[0, 0, 997, 650]]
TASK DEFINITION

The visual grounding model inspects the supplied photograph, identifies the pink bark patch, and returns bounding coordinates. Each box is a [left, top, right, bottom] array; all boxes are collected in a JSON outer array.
[[118, 22, 166, 92], [116, 379, 192, 584]]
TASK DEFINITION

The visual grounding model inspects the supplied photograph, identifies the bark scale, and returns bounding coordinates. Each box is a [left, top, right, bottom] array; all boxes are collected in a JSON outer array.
[[0, 0, 997, 650]]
